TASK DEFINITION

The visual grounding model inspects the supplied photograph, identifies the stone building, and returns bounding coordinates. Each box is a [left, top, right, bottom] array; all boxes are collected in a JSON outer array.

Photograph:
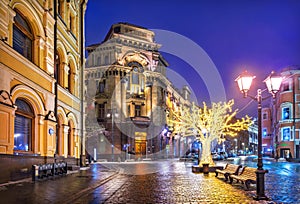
[[84, 23, 191, 161], [0, 0, 88, 183]]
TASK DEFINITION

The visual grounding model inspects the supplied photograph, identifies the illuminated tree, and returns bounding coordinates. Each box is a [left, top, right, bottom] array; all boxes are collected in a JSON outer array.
[[170, 100, 252, 166]]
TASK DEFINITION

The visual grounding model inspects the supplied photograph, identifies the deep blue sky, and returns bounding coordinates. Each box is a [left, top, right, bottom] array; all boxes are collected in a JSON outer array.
[[85, 0, 300, 117]]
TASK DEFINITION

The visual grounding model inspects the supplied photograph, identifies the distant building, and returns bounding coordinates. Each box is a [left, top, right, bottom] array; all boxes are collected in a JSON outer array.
[[0, 0, 88, 183], [84, 23, 191, 161], [262, 107, 274, 156], [248, 120, 258, 154]]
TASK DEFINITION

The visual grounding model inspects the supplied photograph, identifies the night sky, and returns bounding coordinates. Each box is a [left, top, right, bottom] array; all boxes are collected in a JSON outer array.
[[85, 0, 300, 118]]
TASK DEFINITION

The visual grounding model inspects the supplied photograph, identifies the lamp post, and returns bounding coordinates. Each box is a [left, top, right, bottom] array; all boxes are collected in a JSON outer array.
[[235, 70, 282, 200], [242, 142, 245, 155], [234, 138, 237, 155], [107, 110, 119, 162]]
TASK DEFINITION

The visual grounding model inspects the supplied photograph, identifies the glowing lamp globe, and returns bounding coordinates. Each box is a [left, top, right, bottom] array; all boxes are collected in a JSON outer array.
[[263, 71, 282, 97], [235, 71, 256, 97]]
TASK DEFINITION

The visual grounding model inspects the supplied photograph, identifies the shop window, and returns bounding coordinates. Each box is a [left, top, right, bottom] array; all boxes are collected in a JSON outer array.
[[13, 11, 33, 61], [14, 99, 34, 152]]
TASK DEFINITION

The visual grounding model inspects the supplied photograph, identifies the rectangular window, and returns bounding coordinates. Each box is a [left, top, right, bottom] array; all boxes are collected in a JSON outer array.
[[282, 107, 290, 120], [132, 73, 139, 84], [282, 82, 290, 91], [14, 115, 31, 151], [98, 104, 105, 119], [262, 128, 267, 138], [263, 113, 267, 120], [128, 105, 131, 117], [13, 26, 32, 61], [99, 80, 105, 93], [135, 105, 141, 116], [282, 127, 290, 141]]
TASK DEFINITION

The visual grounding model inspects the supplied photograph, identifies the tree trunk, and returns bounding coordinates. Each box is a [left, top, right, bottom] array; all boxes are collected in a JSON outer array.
[[199, 139, 215, 166]]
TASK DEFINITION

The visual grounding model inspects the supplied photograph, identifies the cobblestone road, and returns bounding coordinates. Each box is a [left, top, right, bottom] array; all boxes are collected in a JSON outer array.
[[0, 159, 299, 204]]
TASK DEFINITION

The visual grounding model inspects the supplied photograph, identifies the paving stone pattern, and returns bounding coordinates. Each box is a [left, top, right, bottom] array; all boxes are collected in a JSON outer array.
[[0, 160, 299, 204]]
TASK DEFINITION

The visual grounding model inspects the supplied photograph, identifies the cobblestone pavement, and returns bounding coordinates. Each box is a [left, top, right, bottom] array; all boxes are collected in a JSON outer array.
[[75, 161, 272, 204], [0, 159, 299, 204]]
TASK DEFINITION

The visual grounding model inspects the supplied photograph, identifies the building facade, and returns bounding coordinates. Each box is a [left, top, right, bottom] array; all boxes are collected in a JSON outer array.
[[0, 0, 87, 183], [262, 107, 274, 156], [84, 23, 191, 161], [275, 67, 300, 159], [260, 66, 300, 159]]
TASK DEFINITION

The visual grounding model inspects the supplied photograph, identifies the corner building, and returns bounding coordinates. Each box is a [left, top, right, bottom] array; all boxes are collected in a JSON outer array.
[[0, 0, 87, 183], [275, 66, 300, 159], [85, 23, 191, 161]]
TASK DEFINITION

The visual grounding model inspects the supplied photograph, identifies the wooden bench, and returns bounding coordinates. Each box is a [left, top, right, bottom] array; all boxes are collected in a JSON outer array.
[[215, 163, 242, 181], [229, 166, 264, 189]]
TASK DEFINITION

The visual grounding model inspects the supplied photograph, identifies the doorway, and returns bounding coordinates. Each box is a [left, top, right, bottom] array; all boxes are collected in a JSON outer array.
[[280, 148, 290, 158]]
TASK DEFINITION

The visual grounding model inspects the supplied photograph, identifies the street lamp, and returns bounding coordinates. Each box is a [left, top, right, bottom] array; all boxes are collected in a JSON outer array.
[[234, 138, 237, 154], [107, 110, 119, 162], [235, 70, 282, 200]]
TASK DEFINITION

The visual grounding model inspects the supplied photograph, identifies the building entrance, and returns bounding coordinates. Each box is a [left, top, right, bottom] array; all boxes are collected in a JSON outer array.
[[135, 140, 146, 155], [135, 132, 147, 155], [280, 148, 291, 158]]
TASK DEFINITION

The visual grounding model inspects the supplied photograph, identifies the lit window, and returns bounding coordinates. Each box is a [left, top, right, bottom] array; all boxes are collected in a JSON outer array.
[[13, 11, 33, 61], [282, 128, 290, 141], [262, 128, 267, 138], [14, 99, 34, 152], [282, 107, 290, 120]]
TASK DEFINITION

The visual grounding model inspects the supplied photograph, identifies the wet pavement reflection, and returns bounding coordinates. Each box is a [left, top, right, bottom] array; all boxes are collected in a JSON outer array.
[[0, 158, 299, 203]]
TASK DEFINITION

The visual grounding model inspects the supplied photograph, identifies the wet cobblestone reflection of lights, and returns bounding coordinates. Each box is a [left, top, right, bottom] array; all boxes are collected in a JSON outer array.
[[0, 159, 299, 203]]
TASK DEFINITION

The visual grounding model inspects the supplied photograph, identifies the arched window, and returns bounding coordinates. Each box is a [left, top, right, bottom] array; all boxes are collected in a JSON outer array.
[[13, 11, 33, 61], [97, 56, 101, 66], [54, 54, 60, 82], [14, 99, 34, 152]]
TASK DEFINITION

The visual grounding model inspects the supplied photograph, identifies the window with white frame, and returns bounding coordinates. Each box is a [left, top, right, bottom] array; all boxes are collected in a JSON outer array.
[[282, 127, 291, 141], [282, 107, 291, 120]]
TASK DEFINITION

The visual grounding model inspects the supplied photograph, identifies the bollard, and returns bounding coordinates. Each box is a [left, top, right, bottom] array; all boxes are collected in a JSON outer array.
[[32, 165, 39, 182]]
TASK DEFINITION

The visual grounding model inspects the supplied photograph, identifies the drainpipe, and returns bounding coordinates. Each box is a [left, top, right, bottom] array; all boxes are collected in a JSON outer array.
[[54, 0, 58, 157], [79, 0, 86, 166], [293, 75, 296, 158]]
